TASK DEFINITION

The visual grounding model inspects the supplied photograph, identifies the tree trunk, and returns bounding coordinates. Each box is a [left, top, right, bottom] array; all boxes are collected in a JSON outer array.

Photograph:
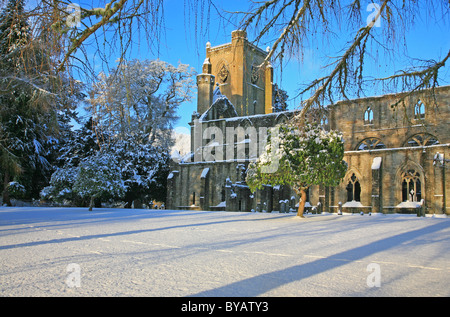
[[89, 196, 94, 211], [2, 172, 11, 207], [297, 188, 307, 218]]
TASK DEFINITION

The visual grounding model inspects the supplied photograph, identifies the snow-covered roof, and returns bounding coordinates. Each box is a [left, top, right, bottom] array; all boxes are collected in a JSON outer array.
[[199, 87, 239, 121]]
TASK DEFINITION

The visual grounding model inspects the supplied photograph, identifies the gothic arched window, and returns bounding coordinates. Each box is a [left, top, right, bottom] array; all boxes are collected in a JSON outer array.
[[356, 138, 387, 151], [346, 173, 361, 202], [414, 100, 425, 120], [401, 170, 422, 202], [405, 133, 439, 147], [364, 107, 374, 125]]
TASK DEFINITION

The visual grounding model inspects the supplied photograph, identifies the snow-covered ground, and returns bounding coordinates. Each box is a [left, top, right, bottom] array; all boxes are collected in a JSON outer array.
[[0, 207, 449, 297]]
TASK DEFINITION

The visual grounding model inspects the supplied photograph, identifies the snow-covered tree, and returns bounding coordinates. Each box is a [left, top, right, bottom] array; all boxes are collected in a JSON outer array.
[[42, 117, 106, 205], [0, 0, 83, 204], [40, 166, 78, 204], [5, 180, 26, 200], [87, 59, 195, 145], [0, 0, 29, 205], [272, 84, 288, 112], [42, 121, 171, 208], [73, 152, 126, 211], [111, 132, 170, 207], [0, 0, 29, 62], [246, 122, 347, 217], [54, 118, 104, 168]]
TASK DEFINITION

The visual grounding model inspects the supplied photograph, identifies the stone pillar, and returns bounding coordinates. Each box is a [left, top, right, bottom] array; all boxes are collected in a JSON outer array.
[[166, 170, 179, 210], [273, 185, 280, 212], [200, 167, 210, 211], [225, 178, 237, 211], [318, 185, 325, 213], [371, 157, 382, 214]]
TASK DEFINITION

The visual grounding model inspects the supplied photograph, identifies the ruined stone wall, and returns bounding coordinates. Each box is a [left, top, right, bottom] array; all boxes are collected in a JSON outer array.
[[326, 86, 450, 214], [329, 86, 450, 151], [168, 85, 450, 215]]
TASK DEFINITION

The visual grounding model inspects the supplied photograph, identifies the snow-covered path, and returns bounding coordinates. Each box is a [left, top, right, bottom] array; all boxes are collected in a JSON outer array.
[[1, 207, 449, 297]]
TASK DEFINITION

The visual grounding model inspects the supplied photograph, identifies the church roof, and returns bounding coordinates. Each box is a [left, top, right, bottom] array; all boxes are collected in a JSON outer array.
[[199, 86, 238, 121]]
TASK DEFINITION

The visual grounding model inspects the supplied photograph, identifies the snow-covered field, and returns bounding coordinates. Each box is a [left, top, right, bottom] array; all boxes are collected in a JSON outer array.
[[1, 207, 449, 297]]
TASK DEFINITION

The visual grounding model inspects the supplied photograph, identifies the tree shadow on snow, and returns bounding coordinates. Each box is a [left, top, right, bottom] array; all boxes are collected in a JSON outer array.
[[190, 221, 450, 297]]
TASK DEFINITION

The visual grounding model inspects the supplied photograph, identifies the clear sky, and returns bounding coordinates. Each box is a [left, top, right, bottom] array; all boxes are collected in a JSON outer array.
[[77, 0, 450, 134]]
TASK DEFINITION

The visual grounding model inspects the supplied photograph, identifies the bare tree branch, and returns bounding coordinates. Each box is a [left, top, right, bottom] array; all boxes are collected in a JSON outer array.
[[292, 0, 389, 125]]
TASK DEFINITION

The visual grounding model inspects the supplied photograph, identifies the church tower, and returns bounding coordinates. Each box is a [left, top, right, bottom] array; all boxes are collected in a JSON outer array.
[[196, 30, 274, 117], [196, 56, 215, 115]]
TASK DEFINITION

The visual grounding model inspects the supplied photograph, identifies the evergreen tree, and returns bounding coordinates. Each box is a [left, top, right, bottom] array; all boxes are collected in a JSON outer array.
[[0, 0, 31, 205], [42, 119, 171, 209], [246, 122, 347, 217], [272, 84, 288, 112], [54, 117, 103, 169], [40, 118, 104, 206], [73, 152, 125, 211], [0, 0, 29, 65], [0, 0, 83, 204], [112, 132, 170, 208]]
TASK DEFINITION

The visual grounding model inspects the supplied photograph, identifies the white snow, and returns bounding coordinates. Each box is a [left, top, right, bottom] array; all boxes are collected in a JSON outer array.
[[343, 200, 365, 208], [396, 201, 422, 208], [371, 157, 382, 170], [0, 207, 449, 297], [433, 152, 444, 165], [200, 168, 210, 178], [215, 201, 226, 207]]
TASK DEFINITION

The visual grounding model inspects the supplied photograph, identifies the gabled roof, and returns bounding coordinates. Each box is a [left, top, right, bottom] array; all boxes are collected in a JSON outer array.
[[199, 86, 238, 121]]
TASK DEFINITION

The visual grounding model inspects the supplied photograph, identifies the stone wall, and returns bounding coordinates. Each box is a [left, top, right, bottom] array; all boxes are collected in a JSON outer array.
[[167, 30, 450, 216], [205, 30, 272, 117]]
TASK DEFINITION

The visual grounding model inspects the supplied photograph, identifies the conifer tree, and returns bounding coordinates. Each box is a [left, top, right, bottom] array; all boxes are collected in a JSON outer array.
[[0, 0, 82, 204], [0, 0, 30, 205], [0, 0, 29, 64], [246, 122, 347, 217]]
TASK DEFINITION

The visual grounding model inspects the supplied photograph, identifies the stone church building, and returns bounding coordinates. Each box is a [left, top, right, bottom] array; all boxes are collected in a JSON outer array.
[[166, 30, 450, 215]]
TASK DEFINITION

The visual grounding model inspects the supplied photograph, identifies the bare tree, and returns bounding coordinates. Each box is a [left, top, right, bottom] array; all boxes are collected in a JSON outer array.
[[2, 0, 448, 120], [0, 0, 167, 83], [233, 0, 450, 122]]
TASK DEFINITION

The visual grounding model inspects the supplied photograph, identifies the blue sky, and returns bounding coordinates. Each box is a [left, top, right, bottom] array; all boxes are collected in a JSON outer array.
[[77, 0, 450, 133]]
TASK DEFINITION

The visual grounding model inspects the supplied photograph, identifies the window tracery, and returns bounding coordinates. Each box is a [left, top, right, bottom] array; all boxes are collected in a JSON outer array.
[[356, 138, 387, 151], [346, 173, 361, 202], [414, 100, 425, 120], [401, 169, 422, 202], [364, 107, 374, 125], [405, 133, 439, 147]]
